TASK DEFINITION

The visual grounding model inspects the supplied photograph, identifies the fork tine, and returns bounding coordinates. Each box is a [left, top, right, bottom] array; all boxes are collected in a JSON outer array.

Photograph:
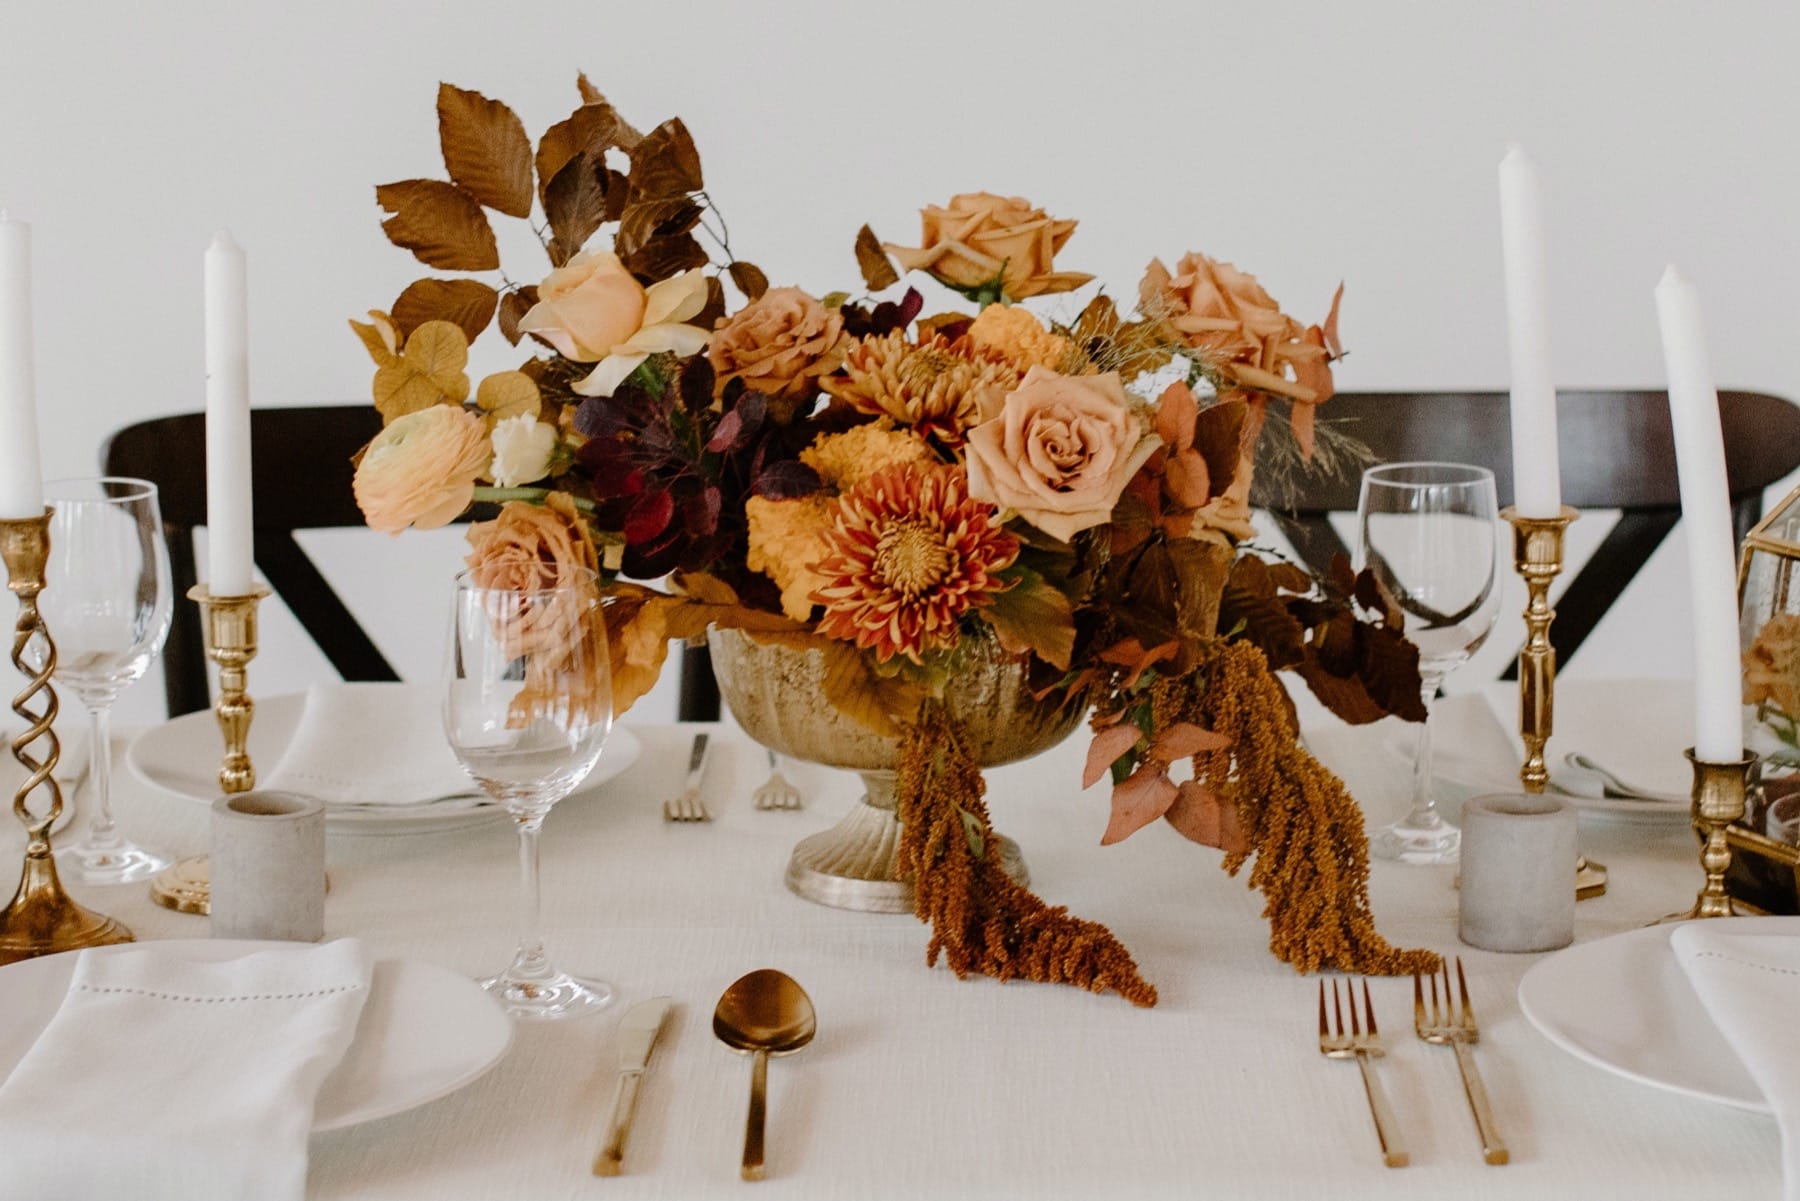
[[1348, 981, 1362, 1037], [1332, 977, 1346, 1036], [1319, 979, 1329, 1038], [1361, 979, 1379, 1035], [1412, 972, 1425, 1031], [1442, 958, 1457, 1024], [1455, 957, 1477, 1032], [1428, 961, 1441, 1025]]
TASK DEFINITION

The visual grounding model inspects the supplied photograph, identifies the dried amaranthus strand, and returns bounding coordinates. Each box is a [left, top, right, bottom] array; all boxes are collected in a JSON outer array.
[[895, 702, 1158, 1007], [1161, 641, 1438, 976]]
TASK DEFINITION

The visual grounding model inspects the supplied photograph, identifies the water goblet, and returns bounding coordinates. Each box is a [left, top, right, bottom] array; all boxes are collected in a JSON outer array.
[[41, 478, 174, 884], [443, 567, 613, 1020], [1356, 462, 1500, 864]]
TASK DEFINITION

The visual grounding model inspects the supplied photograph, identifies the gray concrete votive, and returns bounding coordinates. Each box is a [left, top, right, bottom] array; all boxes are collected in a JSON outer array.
[[1458, 793, 1578, 953], [210, 791, 326, 942]]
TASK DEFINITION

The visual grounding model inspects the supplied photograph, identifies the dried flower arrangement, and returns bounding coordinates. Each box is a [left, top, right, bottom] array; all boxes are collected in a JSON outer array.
[[350, 76, 1438, 1004]]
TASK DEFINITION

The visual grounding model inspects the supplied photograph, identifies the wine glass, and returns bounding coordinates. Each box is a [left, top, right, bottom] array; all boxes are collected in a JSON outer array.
[[40, 477, 174, 884], [1356, 462, 1500, 864], [443, 567, 613, 1020]]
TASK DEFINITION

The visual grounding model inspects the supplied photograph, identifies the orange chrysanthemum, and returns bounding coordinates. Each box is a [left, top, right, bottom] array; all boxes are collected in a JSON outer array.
[[822, 331, 1023, 446], [811, 465, 1018, 663]]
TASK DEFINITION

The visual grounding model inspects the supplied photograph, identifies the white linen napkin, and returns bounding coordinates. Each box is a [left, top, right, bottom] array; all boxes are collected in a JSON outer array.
[[0, 938, 373, 1201], [1672, 924, 1800, 1199], [264, 682, 480, 807]]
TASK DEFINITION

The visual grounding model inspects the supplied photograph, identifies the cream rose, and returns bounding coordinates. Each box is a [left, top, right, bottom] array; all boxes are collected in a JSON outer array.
[[707, 287, 846, 401], [488, 413, 557, 488], [885, 193, 1095, 300], [517, 251, 713, 398], [964, 367, 1160, 543], [354, 405, 492, 535]]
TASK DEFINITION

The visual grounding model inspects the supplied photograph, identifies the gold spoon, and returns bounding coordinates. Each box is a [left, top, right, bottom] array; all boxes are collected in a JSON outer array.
[[712, 969, 817, 1181]]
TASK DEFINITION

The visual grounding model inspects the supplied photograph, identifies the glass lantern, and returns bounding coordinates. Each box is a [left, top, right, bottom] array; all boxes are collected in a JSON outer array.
[[1741, 481, 1800, 835]]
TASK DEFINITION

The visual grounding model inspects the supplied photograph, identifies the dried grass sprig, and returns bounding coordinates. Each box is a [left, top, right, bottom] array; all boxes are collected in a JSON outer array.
[[895, 701, 1159, 1006]]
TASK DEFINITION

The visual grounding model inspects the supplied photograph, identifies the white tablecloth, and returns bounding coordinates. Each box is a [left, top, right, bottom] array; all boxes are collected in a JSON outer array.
[[1, 692, 1776, 1200]]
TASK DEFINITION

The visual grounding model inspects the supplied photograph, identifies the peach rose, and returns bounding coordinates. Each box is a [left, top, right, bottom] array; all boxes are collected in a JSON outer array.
[[708, 287, 847, 401], [517, 251, 712, 398], [964, 367, 1160, 543], [353, 405, 492, 535], [885, 193, 1095, 300]]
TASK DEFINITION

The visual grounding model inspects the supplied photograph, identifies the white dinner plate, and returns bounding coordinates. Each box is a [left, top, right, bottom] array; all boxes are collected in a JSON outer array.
[[0, 940, 513, 1131], [1516, 917, 1796, 1113], [126, 694, 642, 835]]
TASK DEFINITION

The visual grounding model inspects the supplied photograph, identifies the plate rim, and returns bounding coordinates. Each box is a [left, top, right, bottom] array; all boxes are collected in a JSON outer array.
[[1516, 917, 1799, 1114], [0, 938, 513, 1132]]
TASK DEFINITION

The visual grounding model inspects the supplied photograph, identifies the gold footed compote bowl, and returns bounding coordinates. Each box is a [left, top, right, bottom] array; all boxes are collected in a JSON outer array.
[[708, 627, 1087, 914]]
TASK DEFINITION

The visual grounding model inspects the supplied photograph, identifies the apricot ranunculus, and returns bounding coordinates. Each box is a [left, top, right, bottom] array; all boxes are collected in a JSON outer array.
[[964, 367, 1160, 543], [707, 287, 847, 403], [516, 250, 712, 398], [885, 193, 1094, 300], [353, 405, 492, 535]]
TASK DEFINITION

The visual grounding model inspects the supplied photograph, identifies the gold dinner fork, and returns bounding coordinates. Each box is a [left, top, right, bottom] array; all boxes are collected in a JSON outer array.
[[662, 732, 713, 823], [1318, 978, 1408, 1168], [1414, 957, 1508, 1165], [751, 749, 802, 811]]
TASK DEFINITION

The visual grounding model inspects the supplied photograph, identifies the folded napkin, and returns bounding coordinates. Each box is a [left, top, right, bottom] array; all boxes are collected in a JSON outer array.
[[0, 939, 372, 1201], [264, 682, 479, 807], [1673, 925, 1800, 1199]]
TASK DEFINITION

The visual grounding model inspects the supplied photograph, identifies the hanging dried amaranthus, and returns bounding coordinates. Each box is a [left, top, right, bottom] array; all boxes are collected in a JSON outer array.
[[1159, 641, 1438, 976], [895, 702, 1158, 1007]]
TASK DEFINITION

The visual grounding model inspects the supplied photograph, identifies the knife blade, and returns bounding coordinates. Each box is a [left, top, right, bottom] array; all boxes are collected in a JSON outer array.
[[593, 996, 674, 1176]]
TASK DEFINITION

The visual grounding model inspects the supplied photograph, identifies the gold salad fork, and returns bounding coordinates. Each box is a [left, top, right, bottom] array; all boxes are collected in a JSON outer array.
[[662, 732, 713, 822], [1318, 978, 1408, 1167], [1414, 957, 1508, 1165], [751, 749, 802, 811]]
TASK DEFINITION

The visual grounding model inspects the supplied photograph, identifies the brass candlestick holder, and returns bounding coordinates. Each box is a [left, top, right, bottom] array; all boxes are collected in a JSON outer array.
[[1500, 505, 1606, 899], [1671, 748, 1757, 920], [0, 510, 133, 963], [148, 583, 271, 915]]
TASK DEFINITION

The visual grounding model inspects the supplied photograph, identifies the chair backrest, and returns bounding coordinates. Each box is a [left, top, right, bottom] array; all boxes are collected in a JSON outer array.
[[103, 406, 395, 717], [1251, 389, 1800, 674]]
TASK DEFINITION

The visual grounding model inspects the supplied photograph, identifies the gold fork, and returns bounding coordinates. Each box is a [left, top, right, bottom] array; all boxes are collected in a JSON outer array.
[[662, 732, 713, 823], [751, 749, 802, 811], [1318, 978, 1408, 1168], [1414, 957, 1508, 1165]]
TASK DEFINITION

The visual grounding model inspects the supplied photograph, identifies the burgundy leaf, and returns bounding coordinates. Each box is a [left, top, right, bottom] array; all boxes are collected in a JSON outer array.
[[752, 460, 823, 500], [706, 407, 744, 453], [622, 489, 675, 545]]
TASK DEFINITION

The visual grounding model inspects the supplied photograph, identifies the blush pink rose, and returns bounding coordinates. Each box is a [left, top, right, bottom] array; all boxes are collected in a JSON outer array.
[[964, 367, 1160, 543], [516, 251, 648, 362], [353, 405, 493, 535]]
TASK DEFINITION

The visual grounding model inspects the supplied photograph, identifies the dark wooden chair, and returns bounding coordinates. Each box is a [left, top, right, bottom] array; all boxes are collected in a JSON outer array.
[[1253, 389, 1800, 675], [103, 406, 725, 720]]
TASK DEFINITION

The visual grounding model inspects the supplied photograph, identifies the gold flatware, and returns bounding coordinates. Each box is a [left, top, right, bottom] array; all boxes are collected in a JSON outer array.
[[1415, 957, 1508, 1165], [662, 732, 713, 823], [1318, 977, 1408, 1168], [751, 749, 802, 811], [592, 995, 673, 1176], [713, 969, 817, 1181]]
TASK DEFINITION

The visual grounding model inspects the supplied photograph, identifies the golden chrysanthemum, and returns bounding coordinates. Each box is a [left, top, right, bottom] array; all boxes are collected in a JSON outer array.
[[800, 422, 937, 492], [822, 331, 1023, 446], [745, 494, 838, 622], [967, 303, 1082, 373], [812, 465, 1018, 663]]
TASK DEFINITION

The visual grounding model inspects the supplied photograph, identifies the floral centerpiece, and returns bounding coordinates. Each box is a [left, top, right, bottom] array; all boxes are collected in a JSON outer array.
[[350, 77, 1437, 1006]]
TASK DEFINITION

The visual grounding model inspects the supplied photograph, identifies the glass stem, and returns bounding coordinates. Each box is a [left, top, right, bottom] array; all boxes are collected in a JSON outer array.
[[509, 813, 550, 980], [84, 704, 119, 849], [1406, 677, 1441, 828]]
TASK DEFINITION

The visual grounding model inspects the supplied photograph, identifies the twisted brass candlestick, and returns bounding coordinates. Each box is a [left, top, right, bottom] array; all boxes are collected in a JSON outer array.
[[0, 511, 133, 962], [148, 583, 271, 915], [1671, 749, 1756, 920], [1500, 505, 1606, 899]]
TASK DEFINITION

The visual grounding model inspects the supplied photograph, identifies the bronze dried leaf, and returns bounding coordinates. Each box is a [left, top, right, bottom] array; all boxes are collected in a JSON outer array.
[[1219, 556, 1306, 670], [616, 196, 702, 259], [853, 224, 899, 292], [694, 275, 728, 330], [375, 179, 499, 271], [627, 118, 703, 199], [391, 277, 498, 343], [498, 286, 538, 346], [1192, 399, 1246, 496], [1268, 561, 1315, 594], [436, 83, 533, 218], [543, 155, 609, 267], [621, 233, 707, 284], [535, 104, 622, 207], [728, 260, 770, 302], [575, 74, 642, 147]]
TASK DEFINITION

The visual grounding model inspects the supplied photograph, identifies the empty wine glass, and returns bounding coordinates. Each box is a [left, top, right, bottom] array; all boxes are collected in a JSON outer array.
[[41, 478, 174, 884], [1357, 462, 1500, 864], [443, 567, 613, 1020]]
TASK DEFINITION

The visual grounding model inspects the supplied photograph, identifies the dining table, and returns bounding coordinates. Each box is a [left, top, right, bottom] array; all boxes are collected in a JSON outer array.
[[0, 682, 1778, 1201]]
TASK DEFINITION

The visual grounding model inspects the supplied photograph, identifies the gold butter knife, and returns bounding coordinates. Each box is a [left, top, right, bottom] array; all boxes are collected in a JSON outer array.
[[593, 996, 673, 1176]]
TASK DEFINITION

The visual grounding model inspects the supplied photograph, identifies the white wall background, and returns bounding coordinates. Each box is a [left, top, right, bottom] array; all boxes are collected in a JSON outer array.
[[3, 0, 1798, 724]]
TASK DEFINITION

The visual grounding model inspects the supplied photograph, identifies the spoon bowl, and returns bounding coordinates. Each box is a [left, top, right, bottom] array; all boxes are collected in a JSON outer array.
[[713, 969, 816, 1180]]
